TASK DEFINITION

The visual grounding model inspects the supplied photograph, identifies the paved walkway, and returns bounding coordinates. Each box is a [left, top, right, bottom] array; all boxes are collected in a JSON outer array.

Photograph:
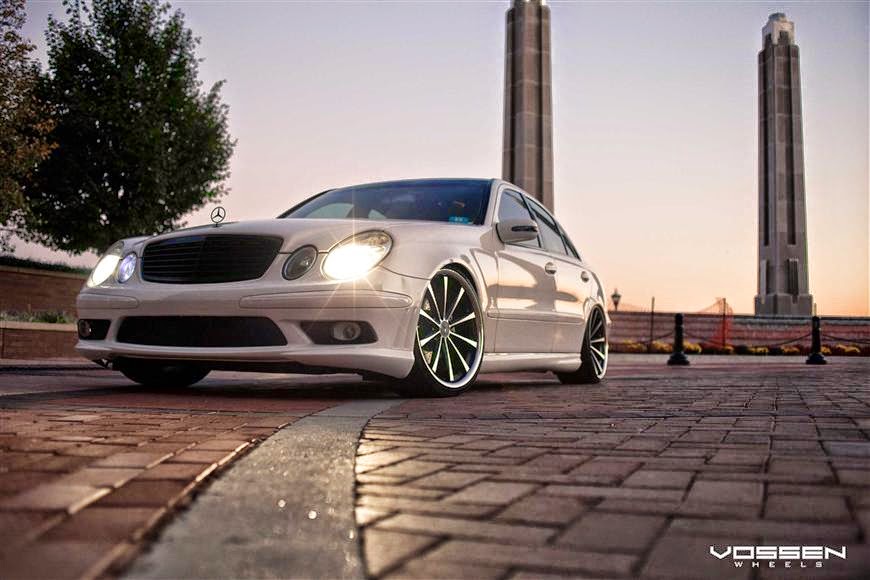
[[0, 369, 384, 578], [0, 357, 868, 579], [355, 358, 870, 579]]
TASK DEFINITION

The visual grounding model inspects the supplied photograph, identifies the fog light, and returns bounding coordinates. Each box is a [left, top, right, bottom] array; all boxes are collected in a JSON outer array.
[[77, 319, 93, 338], [77, 319, 110, 340], [331, 321, 362, 342]]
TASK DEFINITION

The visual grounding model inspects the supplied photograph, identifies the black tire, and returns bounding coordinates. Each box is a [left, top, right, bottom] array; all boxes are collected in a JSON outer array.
[[558, 307, 608, 385], [115, 359, 210, 388], [395, 268, 484, 397]]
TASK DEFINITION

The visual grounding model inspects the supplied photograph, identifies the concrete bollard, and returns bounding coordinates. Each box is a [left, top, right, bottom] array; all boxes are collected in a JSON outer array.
[[806, 315, 827, 365], [667, 313, 690, 366]]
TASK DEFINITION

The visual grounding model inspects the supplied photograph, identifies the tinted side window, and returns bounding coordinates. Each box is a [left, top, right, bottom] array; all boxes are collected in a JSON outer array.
[[526, 198, 567, 255], [498, 190, 539, 248], [557, 223, 581, 260]]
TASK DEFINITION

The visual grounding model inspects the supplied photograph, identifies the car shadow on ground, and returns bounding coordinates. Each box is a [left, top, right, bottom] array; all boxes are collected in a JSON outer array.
[[190, 370, 566, 398], [0, 367, 577, 411]]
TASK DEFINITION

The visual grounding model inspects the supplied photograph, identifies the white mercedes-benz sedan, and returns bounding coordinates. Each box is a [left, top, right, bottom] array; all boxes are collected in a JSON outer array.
[[76, 178, 610, 397]]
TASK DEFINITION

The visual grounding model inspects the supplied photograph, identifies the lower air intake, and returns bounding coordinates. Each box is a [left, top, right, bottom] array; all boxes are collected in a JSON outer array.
[[117, 317, 286, 347]]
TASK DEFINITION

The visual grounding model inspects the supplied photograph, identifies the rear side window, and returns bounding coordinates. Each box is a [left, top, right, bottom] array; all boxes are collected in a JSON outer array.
[[526, 198, 567, 255], [557, 223, 581, 261], [498, 190, 540, 248]]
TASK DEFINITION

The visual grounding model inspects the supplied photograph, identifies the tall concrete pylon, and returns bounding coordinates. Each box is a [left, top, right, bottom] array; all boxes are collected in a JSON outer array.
[[502, 0, 554, 211], [755, 13, 813, 316]]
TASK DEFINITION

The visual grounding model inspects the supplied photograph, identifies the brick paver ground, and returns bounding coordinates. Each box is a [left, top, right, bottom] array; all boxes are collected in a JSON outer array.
[[0, 374, 354, 579], [3, 358, 869, 579], [355, 358, 870, 579]]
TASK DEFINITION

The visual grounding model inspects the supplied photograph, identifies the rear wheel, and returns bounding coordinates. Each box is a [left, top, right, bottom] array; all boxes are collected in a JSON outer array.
[[558, 307, 607, 384], [116, 359, 210, 388], [397, 269, 484, 397]]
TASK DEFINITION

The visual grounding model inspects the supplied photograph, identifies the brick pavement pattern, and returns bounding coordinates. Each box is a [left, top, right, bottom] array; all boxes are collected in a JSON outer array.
[[355, 359, 870, 579], [0, 381, 342, 579]]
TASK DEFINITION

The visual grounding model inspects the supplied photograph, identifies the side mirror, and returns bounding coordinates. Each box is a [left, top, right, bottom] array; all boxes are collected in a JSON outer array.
[[496, 219, 539, 244]]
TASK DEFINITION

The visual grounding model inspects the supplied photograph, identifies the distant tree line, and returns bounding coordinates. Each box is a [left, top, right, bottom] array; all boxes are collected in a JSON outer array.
[[0, 0, 234, 254]]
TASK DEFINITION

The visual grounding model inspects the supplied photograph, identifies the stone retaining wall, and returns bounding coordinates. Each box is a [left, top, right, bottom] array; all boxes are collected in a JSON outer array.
[[0, 265, 86, 314], [0, 321, 78, 360]]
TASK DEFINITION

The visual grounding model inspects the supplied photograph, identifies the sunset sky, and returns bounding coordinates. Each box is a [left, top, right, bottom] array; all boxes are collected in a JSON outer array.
[[18, 1, 869, 315]]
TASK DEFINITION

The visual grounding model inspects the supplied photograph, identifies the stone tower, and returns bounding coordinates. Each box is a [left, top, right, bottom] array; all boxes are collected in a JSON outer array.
[[502, 0, 554, 210], [754, 13, 813, 316]]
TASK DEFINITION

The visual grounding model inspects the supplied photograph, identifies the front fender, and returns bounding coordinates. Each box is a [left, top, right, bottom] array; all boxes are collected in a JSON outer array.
[[380, 227, 497, 306], [385, 247, 495, 309]]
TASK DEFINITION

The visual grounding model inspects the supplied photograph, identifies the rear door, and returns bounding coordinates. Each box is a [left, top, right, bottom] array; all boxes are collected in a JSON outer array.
[[492, 189, 558, 353], [524, 198, 588, 353]]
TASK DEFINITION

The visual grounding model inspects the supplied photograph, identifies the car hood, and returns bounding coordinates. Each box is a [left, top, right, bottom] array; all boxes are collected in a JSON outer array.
[[128, 218, 488, 254]]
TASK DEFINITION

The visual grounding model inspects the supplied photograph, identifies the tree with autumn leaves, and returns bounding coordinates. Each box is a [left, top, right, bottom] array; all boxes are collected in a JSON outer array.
[[0, 0, 54, 250]]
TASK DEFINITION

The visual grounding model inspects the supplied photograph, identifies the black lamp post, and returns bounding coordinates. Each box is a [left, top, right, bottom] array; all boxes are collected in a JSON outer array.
[[611, 289, 622, 312]]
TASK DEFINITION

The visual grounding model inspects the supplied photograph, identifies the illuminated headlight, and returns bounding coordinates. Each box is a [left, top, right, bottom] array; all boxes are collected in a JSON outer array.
[[117, 253, 137, 283], [322, 231, 392, 281], [86, 243, 123, 287]]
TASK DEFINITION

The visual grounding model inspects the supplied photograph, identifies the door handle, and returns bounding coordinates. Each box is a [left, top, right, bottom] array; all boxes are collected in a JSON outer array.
[[544, 262, 557, 275], [580, 271, 590, 282]]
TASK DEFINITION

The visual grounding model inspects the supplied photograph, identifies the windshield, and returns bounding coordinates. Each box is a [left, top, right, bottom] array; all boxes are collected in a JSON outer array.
[[280, 179, 492, 225]]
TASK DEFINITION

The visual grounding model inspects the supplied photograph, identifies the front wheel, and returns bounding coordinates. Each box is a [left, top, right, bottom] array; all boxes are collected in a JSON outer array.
[[116, 359, 210, 388], [558, 307, 608, 384], [397, 269, 484, 397]]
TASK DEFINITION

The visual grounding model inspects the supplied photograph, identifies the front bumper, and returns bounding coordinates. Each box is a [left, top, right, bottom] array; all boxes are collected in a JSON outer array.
[[76, 269, 426, 379]]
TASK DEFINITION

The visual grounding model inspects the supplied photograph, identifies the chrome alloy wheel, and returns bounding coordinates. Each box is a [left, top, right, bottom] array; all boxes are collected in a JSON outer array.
[[587, 307, 608, 379], [416, 271, 483, 389]]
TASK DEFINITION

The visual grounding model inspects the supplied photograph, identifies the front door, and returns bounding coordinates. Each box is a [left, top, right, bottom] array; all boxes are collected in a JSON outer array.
[[492, 189, 558, 353]]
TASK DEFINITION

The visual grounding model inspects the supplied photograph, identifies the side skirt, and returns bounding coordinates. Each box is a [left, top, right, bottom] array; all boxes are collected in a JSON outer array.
[[480, 352, 581, 374]]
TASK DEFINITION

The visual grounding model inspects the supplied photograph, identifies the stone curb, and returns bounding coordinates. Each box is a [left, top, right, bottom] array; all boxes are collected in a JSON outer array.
[[124, 398, 402, 579]]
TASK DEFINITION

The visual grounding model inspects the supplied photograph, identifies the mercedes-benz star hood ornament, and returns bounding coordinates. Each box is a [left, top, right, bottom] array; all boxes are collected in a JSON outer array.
[[210, 206, 226, 226]]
